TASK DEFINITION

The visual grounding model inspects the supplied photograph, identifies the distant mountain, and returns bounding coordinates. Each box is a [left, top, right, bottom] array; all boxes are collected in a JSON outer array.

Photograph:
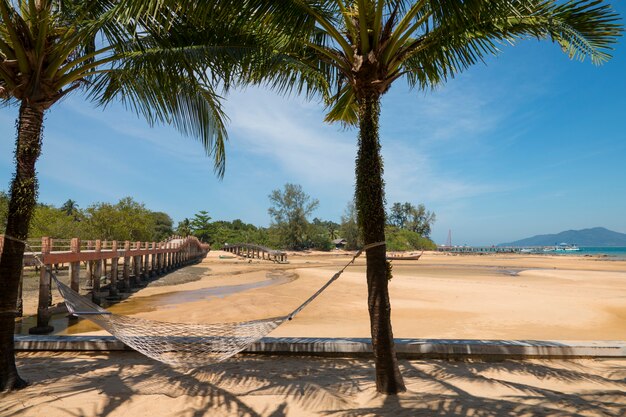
[[498, 227, 626, 247]]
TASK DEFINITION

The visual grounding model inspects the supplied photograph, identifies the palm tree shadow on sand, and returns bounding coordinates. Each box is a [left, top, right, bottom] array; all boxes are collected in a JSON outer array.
[[3, 353, 626, 416]]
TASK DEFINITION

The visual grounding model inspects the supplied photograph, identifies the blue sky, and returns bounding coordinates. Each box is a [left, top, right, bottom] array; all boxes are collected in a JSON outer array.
[[1, 8, 625, 246]]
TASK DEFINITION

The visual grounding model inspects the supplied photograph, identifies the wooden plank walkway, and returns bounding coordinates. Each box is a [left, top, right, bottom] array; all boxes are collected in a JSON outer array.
[[1, 235, 210, 334], [14, 335, 626, 359], [222, 243, 287, 263]]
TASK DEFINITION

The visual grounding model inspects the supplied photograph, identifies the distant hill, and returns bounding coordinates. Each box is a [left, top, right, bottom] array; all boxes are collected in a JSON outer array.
[[498, 227, 626, 247]]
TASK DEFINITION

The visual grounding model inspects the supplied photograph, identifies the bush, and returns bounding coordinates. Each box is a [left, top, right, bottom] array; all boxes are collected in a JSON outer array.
[[386, 227, 436, 251]]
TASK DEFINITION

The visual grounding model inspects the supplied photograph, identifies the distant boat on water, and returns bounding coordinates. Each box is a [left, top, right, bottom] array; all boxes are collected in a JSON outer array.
[[543, 243, 580, 252]]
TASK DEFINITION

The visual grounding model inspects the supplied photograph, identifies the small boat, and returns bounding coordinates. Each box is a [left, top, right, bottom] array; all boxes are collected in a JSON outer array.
[[387, 251, 423, 261], [564, 245, 580, 251], [543, 243, 580, 252]]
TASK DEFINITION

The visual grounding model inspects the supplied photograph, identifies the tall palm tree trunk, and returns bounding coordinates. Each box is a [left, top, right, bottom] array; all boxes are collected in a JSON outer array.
[[0, 102, 44, 391], [355, 94, 406, 394]]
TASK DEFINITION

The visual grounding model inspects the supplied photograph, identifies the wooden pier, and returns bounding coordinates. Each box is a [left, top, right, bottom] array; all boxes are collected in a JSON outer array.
[[223, 243, 287, 263], [437, 246, 525, 254], [0, 235, 210, 334]]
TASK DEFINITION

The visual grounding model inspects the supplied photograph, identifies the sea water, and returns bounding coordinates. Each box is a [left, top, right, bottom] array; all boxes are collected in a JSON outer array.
[[569, 247, 626, 259]]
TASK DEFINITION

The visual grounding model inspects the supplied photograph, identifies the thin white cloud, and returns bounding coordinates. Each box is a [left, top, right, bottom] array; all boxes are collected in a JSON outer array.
[[226, 89, 355, 186], [61, 99, 213, 171], [224, 85, 511, 210], [382, 141, 497, 204]]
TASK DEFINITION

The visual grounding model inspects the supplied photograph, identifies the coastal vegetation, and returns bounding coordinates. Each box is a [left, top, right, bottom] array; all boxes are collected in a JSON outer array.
[[268, 183, 320, 250], [3, 190, 437, 252], [0, 195, 173, 242]]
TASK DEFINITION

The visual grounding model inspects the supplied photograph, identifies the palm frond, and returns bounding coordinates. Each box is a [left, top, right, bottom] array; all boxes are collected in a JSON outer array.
[[87, 46, 229, 176], [324, 84, 358, 126], [398, 0, 622, 90]]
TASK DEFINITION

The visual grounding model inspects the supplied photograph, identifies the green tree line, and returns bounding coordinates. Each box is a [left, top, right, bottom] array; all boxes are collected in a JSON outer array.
[[0, 194, 173, 242], [2, 186, 437, 250], [176, 184, 437, 252]]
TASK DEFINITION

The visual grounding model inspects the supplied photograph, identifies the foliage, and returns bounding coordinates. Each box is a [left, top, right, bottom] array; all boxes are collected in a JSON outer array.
[[388, 202, 436, 237], [5, 192, 348, 252], [190, 211, 214, 243], [210, 219, 270, 249], [0, 0, 263, 174], [268, 184, 319, 250], [84, 197, 155, 242], [4, 195, 177, 242], [150, 212, 174, 242], [29, 204, 84, 239], [0, 191, 8, 230], [306, 223, 331, 251], [176, 218, 192, 237], [339, 201, 362, 250], [308, 218, 339, 250], [312, 218, 340, 239], [60, 199, 80, 220], [385, 226, 437, 251]]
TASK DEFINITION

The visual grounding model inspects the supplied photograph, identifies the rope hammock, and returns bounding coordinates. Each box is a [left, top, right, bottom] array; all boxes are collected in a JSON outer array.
[[10, 235, 382, 368]]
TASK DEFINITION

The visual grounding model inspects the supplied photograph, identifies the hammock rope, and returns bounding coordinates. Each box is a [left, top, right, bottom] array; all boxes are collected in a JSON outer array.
[[7, 234, 384, 368]]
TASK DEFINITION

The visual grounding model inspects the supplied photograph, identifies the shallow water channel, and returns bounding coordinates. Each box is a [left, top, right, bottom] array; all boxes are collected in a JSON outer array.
[[16, 271, 297, 335]]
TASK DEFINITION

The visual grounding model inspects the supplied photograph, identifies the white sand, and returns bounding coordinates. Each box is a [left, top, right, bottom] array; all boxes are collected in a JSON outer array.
[[3, 352, 625, 416]]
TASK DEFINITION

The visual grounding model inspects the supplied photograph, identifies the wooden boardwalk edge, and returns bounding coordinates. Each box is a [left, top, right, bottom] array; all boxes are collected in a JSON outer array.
[[14, 335, 626, 359]]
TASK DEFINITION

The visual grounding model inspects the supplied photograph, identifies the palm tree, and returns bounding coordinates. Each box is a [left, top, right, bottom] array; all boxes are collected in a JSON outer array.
[[60, 200, 78, 216], [264, 0, 621, 394], [60, 199, 80, 220], [0, 0, 304, 391], [176, 218, 192, 237]]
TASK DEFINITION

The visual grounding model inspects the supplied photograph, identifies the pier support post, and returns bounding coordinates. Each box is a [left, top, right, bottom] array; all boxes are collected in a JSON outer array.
[[150, 242, 157, 276], [85, 244, 93, 290], [109, 241, 119, 297], [92, 240, 102, 303], [157, 242, 163, 275], [30, 237, 54, 334], [69, 238, 80, 293], [123, 241, 131, 290], [154, 246, 160, 275], [162, 244, 167, 271], [133, 241, 142, 284], [143, 242, 150, 278]]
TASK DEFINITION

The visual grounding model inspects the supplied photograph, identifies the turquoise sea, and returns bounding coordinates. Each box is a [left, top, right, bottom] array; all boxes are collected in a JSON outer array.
[[555, 247, 626, 259]]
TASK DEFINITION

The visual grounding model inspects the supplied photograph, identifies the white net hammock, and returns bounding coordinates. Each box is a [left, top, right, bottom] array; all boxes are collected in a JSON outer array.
[[48, 243, 379, 368]]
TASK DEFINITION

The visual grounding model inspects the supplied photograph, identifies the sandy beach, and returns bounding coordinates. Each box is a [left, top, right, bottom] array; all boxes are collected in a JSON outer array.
[[20, 249, 626, 340], [4, 352, 626, 416], [5, 250, 626, 416]]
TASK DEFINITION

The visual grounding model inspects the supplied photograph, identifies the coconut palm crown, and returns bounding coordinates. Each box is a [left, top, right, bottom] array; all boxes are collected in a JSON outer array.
[[265, 0, 622, 394]]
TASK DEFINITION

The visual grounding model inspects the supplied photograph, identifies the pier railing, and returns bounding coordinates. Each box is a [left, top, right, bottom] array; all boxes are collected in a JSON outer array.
[[223, 243, 287, 263], [0, 235, 210, 334]]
